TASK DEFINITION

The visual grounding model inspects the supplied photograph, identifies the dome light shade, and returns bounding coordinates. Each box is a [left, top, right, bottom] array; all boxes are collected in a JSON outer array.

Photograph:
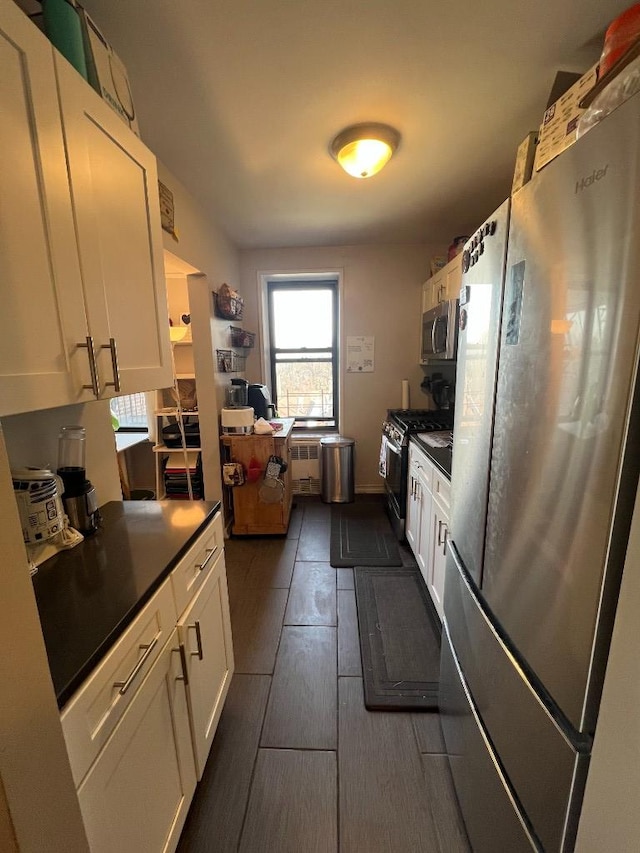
[[330, 123, 400, 178]]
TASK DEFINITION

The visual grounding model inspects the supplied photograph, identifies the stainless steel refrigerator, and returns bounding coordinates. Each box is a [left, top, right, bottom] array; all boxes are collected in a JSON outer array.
[[440, 91, 640, 852]]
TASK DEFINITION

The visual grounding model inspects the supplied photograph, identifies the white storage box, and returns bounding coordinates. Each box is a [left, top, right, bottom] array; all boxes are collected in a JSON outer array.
[[78, 6, 139, 135], [512, 131, 538, 193], [534, 64, 598, 172]]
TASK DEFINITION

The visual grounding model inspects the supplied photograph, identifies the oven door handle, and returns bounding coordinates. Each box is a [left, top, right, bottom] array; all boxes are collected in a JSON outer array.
[[386, 437, 402, 456]]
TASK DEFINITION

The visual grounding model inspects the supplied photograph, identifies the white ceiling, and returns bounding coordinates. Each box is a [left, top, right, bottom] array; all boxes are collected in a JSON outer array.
[[81, 0, 628, 250]]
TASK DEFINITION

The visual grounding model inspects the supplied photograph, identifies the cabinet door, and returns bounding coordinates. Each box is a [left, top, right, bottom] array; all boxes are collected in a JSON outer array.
[[429, 501, 448, 621], [0, 6, 95, 415], [178, 551, 234, 777], [405, 462, 420, 554], [444, 253, 462, 301], [54, 55, 173, 398], [77, 631, 196, 853], [423, 271, 443, 311], [416, 468, 433, 579]]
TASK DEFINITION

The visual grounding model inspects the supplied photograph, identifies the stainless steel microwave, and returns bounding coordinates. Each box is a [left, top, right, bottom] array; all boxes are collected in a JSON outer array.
[[421, 299, 459, 362]]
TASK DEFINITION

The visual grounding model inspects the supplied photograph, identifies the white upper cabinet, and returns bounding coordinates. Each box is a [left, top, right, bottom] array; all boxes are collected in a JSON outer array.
[[54, 54, 172, 398], [0, 3, 172, 416], [0, 3, 95, 414], [421, 253, 463, 313]]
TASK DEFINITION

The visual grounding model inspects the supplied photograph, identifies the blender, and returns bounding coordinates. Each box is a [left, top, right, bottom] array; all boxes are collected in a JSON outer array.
[[221, 378, 254, 434], [57, 426, 100, 535]]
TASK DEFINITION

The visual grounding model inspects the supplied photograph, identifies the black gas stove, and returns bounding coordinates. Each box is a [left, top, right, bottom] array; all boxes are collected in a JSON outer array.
[[381, 408, 454, 540], [383, 408, 454, 446]]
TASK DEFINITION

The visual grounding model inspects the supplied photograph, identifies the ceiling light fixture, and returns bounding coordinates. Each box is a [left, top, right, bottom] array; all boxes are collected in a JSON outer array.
[[330, 122, 401, 179]]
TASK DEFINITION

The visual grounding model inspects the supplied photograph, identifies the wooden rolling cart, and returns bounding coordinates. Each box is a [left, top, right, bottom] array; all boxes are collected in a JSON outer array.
[[221, 418, 295, 535]]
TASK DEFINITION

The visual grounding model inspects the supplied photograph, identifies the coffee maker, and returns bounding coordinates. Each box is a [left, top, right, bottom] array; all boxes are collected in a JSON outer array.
[[57, 426, 100, 535], [247, 383, 275, 419]]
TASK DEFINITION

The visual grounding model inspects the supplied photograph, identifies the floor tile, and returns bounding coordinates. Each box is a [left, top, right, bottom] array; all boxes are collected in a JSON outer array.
[[300, 499, 331, 523], [286, 504, 304, 539], [296, 535, 330, 561], [284, 562, 336, 625], [231, 587, 288, 673], [224, 561, 250, 614], [336, 567, 354, 589], [421, 754, 471, 852], [337, 590, 362, 677], [412, 712, 446, 753], [239, 749, 337, 853], [338, 676, 440, 852], [177, 674, 271, 852], [224, 537, 257, 569], [261, 626, 337, 749], [244, 538, 297, 588]]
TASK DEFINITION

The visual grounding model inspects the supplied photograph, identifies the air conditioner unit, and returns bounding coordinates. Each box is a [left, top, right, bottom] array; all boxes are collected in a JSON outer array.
[[290, 440, 321, 495]]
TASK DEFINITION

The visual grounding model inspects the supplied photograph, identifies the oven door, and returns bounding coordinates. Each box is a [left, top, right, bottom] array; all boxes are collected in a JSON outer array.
[[384, 435, 406, 519]]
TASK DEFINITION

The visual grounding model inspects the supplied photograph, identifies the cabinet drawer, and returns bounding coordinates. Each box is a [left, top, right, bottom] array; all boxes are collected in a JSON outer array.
[[432, 469, 451, 512], [61, 578, 177, 788], [170, 511, 224, 617], [409, 442, 433, 488]]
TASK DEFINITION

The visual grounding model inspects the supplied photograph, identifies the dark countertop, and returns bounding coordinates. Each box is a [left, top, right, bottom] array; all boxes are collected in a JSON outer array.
[[32, 500, 220, 709], [411, 436, 452, 480]]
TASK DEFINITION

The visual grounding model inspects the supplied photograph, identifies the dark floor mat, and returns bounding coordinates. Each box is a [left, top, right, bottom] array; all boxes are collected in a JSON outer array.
[[354, 565, 441, 710], [330, 501, 402, 567]]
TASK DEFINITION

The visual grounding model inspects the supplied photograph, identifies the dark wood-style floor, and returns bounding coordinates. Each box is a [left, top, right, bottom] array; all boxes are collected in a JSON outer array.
[[177, 497, 470, 852]]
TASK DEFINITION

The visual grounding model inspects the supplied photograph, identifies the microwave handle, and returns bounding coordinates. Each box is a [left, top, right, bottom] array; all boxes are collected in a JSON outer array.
[[431, 319, 437, 354]]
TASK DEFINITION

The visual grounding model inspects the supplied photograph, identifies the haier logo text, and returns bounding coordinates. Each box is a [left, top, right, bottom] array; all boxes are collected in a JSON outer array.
[[575, 165, 609, 194]]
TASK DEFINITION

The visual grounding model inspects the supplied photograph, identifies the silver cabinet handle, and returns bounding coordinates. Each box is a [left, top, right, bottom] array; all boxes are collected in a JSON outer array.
[[437, 519, 444, 546], [442, 523, 448, 556], [113, 636, 159, 695], [189, 620, 204, 660], [172, 644, 189, 686], [79, 336, 100, 397], [101, 338, 121, 392], [196, 545, 218, 573]]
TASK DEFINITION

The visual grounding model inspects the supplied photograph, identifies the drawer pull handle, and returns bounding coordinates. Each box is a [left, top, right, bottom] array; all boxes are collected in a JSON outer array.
[[189, 620, 204, 660], [79, 336, 100, 397], [172, 644, 189, 686], [113, 636, 159, 695], [196, 545, 218, 573], [101, 338, 121, 392]]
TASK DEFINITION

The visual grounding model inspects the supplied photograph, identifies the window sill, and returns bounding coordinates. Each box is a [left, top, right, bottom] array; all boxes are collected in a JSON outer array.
[[115, 432, 150, 453]]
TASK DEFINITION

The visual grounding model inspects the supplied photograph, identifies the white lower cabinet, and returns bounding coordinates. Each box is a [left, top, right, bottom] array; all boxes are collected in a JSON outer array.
[[176, 548, 234, 777], [76, 630, 196, 853], [406, 441, 450, 620], [62, 512, 234, 852]]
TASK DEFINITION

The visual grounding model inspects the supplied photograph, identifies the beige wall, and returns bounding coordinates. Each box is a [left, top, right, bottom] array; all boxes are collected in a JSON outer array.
[[239, 244, 438, 490], [1, 400, 122, 506], [0, 427, 89, 852], [156, 163, 241, 507]]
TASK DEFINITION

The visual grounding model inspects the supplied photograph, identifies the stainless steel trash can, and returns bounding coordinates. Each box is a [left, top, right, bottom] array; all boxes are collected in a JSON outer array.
[[320, 436, 355, 503]]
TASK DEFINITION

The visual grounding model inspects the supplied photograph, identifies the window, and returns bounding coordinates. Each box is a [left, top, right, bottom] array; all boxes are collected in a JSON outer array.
[[267, 280, 338, 428], [110, 392, 148, 431]]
